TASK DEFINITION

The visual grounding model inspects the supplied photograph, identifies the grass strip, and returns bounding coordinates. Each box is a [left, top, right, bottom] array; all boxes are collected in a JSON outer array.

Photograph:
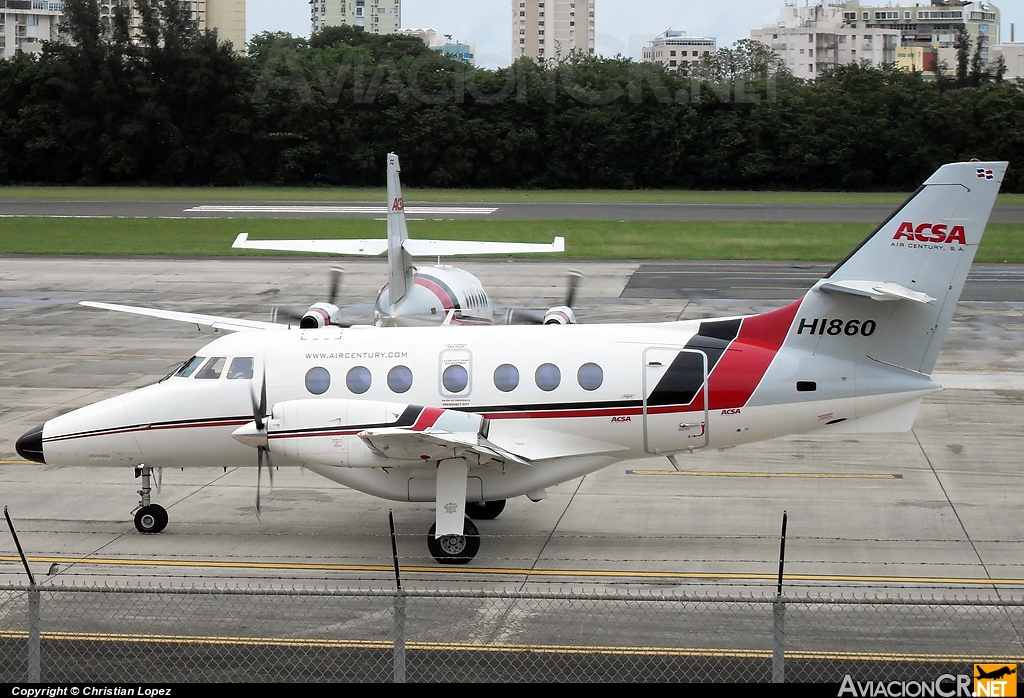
[[1, 218, 1021, 263], [0, 186, 1021, 207]]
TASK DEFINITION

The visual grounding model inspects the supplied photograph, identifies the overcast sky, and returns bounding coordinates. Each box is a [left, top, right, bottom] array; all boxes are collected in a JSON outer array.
[[247, 1, 1024, 68]]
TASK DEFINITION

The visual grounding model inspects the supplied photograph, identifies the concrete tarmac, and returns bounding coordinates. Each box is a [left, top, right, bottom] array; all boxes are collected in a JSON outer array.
[[0, 256, 1022, 596], [2, 199, 1023, 223]]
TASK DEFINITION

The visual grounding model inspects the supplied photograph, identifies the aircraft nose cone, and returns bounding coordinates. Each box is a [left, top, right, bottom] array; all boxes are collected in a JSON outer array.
[[16, 424, 45, 464]]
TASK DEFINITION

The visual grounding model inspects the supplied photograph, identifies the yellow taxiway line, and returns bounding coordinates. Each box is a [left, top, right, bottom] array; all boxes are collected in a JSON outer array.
[[0, 630, 1015, 662], [3, 555, 1022, 586]]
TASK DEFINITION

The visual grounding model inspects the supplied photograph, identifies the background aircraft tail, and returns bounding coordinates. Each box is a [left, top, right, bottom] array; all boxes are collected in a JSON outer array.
[[788, 161, 1007, 375], [386, 153, 414, 304]]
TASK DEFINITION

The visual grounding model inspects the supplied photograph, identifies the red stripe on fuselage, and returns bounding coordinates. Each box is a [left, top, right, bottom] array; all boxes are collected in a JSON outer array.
[[414, 277, 456, 311], [702, 299, 802, 409]]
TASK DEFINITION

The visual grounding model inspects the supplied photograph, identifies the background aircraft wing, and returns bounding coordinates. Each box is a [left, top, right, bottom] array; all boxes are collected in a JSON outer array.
[[80, 301, 289, 332], [403, 237, 565, 257], [232, 233, 389, 256]]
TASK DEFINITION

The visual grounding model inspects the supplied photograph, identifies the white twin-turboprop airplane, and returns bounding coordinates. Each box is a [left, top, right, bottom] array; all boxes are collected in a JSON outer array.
[[16, 161, 1006, 564], [82, 153, 577, 331]]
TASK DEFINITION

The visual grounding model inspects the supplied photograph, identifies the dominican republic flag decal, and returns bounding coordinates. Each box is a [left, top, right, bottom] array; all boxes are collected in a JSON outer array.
[[977, 168, 995, 180]]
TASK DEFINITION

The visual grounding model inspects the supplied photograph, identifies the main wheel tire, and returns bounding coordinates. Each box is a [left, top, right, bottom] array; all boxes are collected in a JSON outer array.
[[135, 504, 168, 534], [427, 518, 480, 565], [466, 499, 506, 520]]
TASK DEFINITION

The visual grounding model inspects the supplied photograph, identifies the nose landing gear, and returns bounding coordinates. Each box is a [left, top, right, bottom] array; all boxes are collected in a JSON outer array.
[[133, 465, 168, 534]]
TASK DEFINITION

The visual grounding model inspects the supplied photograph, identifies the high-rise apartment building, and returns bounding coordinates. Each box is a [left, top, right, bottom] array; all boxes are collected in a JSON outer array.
[[1, 0, 247, 60], [311, 0, 402, 36], [752, 1, 1001, 80], [0, 1, 64, 60], [512, 0, 595, 63]]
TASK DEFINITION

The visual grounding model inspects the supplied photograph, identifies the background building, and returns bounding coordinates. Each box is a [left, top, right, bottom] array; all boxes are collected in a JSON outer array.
[[0, 1, 64, 59], [512, 0, 595, 63], [992, 41, 1023, 79], [641, 30, 716, 72], [397, 27, 476, 65], [311, 0, 401, 36], [752, 1, 1001, 80]]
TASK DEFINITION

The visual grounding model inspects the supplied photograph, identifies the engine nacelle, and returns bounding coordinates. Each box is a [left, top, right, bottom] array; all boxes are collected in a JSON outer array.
[[543, 306, 577, 325], [300, 303, 341, 329], [262, 399, 485, 467]]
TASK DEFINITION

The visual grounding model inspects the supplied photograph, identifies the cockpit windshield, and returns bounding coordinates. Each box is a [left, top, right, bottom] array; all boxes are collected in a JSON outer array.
[[174, 356, 206, 378]]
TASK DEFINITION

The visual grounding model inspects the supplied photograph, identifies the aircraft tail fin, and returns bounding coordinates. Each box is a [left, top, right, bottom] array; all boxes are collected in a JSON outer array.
[[788, 161, 1007, 375], [386, 153, 414, 304]]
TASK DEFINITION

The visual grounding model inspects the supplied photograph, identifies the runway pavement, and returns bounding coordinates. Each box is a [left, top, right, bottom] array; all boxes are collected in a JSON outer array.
[[1, 256, 1022, 597], [2, 199, 1022, 223]]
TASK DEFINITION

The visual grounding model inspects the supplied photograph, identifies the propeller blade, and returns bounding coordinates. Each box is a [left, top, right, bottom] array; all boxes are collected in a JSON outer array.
[[328, 266, 345, 306], [505, 308, 547, 325], [272, 307, 306, 324], [565, 270, 583, 308], [256, 447, 263, 518]]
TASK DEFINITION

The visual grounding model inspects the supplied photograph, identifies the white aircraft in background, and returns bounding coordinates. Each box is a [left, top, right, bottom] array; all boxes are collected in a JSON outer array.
[[84, 154, 578, 332], [17, 161, 1006, 564]]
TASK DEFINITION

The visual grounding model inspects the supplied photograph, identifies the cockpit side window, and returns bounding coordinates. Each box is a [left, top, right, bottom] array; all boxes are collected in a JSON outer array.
[[175, 356, 206, 378], [227, 357, 255, 380], [194, 357, 226, 380]]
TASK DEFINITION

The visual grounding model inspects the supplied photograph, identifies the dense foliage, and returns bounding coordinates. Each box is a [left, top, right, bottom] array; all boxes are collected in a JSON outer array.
[[0, 0, 1021, 191]]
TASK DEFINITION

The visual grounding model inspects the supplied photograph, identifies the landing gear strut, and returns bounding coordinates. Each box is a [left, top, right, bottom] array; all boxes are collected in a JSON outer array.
[[427, 518, 479, 564], [133, 465, 168, 534], [466, 499, 506, 520]]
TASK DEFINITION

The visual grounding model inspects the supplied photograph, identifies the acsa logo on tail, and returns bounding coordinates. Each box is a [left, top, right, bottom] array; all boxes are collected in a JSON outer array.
[[893, 222, 967, 245]]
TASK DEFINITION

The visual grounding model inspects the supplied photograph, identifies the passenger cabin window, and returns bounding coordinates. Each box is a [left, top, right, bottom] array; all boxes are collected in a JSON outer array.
[[388, 366, 413, 393], [443, 365, 470, 393], [306, 367, 331, 395], [493, 364, 519, 392], [535, 363, 561, 391], [347, 366, 371, 394], [577, 363, 603, 391], [227, 357, 254, 380], [175, 356, 205, 378], [194, 357, 226, 380]]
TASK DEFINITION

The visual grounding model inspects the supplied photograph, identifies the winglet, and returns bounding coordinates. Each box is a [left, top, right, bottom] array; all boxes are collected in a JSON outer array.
[[232, 233, 249, 249]]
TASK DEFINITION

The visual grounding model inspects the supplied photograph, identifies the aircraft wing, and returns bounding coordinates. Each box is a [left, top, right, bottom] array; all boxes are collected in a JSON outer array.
[[232, 233, 565, 258], [232, 233, 389, 256], [359, 428, 532, 465], [80, 301, 289, 332], [360, 421, 626, 464]]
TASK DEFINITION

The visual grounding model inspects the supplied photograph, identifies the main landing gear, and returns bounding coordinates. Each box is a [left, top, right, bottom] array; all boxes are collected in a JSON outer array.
[[427, 518, 480, 565], [466, 499, 506, 520], [133, 465, 167, 534]]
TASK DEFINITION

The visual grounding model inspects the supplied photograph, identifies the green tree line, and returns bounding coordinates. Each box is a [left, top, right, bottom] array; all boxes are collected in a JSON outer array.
[[0, 0, 1021, 192]]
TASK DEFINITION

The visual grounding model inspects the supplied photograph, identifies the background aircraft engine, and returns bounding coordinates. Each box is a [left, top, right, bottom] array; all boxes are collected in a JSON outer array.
[[299, 302, 342, 329], [543, 306, 576, 325], [233, 399, 489, 468]]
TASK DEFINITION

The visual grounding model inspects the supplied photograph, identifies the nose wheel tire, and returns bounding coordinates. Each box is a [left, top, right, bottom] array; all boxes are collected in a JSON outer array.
[[134, 504, 168, 534], [427, 518, 480, 565], [466, 499, 506, 520]]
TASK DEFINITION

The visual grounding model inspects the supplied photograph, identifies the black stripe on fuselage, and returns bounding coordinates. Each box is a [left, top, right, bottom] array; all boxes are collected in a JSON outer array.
[[44, 415, 253, 443], [415, 271, 462, 311], [646, 320, 742, 407]]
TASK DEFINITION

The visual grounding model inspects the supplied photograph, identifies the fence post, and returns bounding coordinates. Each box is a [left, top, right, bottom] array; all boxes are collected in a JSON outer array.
[[772, 510, 788, 683], [393, 591, 406, 684], [772, 599, 785, 683], [28, 587, 40, 683]]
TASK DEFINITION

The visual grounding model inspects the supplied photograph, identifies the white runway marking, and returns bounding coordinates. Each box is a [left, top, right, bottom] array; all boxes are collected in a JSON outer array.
[[185, 205, 499, 215], [932, 372, 1024, 390]]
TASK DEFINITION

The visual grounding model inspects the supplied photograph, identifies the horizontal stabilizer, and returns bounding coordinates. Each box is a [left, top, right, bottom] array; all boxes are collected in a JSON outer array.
[[233, 233, 565, 258], [819, 280, 936, 304], [403, 237, 565, 257], [232, 233, 389, 256], [80, 301, 288, 333]]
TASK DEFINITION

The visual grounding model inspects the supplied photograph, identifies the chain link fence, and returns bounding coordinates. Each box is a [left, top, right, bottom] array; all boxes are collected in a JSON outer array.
[[0, 584, 1022, 682]]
